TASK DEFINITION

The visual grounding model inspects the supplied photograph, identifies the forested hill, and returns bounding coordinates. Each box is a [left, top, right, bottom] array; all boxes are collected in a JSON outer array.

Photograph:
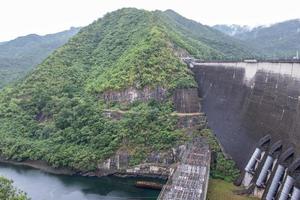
[[214, 19, 300, 58], [163, 10, 257, 59], [0, 8, 255, 171], [0, 27, 80, 88]]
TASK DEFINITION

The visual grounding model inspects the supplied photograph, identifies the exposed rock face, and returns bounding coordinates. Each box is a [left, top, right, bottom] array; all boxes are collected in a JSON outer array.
[[173, 88, 201, 113], [173, 88, 207, 129], [99, 86, 207, 178], [103, 109, 207, 130], [102, 86, 167, 104], [102, 87, 207, 130], [175, 113, 207, 129]]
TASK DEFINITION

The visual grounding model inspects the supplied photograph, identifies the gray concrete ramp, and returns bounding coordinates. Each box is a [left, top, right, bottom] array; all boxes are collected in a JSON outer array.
[[158, 138, 211, 200]]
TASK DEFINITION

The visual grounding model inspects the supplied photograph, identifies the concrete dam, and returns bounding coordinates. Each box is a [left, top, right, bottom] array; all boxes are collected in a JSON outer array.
[[190, 61, 300, 199]]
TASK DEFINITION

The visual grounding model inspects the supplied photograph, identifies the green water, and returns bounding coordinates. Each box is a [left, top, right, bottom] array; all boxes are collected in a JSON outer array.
[[0, 163, 162, 200]]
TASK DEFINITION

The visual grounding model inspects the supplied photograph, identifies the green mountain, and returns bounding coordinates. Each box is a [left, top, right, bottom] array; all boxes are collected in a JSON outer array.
[[214, 19, 300, 58], [0, 27, 80, 88], [0, 8, 255, 172], [162, 10, 257, 60]]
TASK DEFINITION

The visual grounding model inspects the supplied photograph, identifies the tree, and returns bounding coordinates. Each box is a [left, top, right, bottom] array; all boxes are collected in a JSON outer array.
[[0, 176, 30, 200]]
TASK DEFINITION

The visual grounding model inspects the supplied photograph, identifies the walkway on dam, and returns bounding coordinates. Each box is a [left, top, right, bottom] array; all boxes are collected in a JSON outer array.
[[157, 138, 211, 200]]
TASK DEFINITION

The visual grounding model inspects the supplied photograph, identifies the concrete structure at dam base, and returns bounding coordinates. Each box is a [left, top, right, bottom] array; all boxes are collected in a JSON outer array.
[[157, 138, 210, 200], [240, 135, 300, 200]]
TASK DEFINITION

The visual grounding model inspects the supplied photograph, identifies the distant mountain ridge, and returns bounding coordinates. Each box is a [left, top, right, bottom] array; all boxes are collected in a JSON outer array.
[[213, 19, 300, 58], [163, 10, 257, 60], [0, 27, 80, 88], [213, 24, 251, 36]]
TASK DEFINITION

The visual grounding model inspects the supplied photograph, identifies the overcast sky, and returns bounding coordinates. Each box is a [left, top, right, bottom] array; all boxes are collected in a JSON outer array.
[[1, 0, 300, 41]]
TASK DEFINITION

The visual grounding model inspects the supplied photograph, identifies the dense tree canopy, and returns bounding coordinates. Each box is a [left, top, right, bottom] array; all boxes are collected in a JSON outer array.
[[0, 27, 80, 88]]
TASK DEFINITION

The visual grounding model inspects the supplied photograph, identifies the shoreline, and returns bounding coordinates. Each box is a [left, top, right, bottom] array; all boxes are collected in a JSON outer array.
[[0, 158, 75, 175], [0, 158, 169, 180]]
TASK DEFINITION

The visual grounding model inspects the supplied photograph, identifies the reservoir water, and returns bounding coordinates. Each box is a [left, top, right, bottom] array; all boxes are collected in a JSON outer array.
[[0, 162, 160, 200]]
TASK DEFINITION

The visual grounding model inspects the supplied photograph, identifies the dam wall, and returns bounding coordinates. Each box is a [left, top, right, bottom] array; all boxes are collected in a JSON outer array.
[[191, 61, 300, 168]]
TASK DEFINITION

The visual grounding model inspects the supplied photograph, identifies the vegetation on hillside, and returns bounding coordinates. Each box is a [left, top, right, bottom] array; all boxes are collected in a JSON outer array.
[[0, 27, 80, 88], [215, 19, 300, 58], [163, 10, 257, 60], [85, 10, 197, 92], [236, 19, 300, 58], [0, 8, 254, 172], [0, 92, 185, 170], [0, 176, 29, 200], [199, 129, 240, 182]]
